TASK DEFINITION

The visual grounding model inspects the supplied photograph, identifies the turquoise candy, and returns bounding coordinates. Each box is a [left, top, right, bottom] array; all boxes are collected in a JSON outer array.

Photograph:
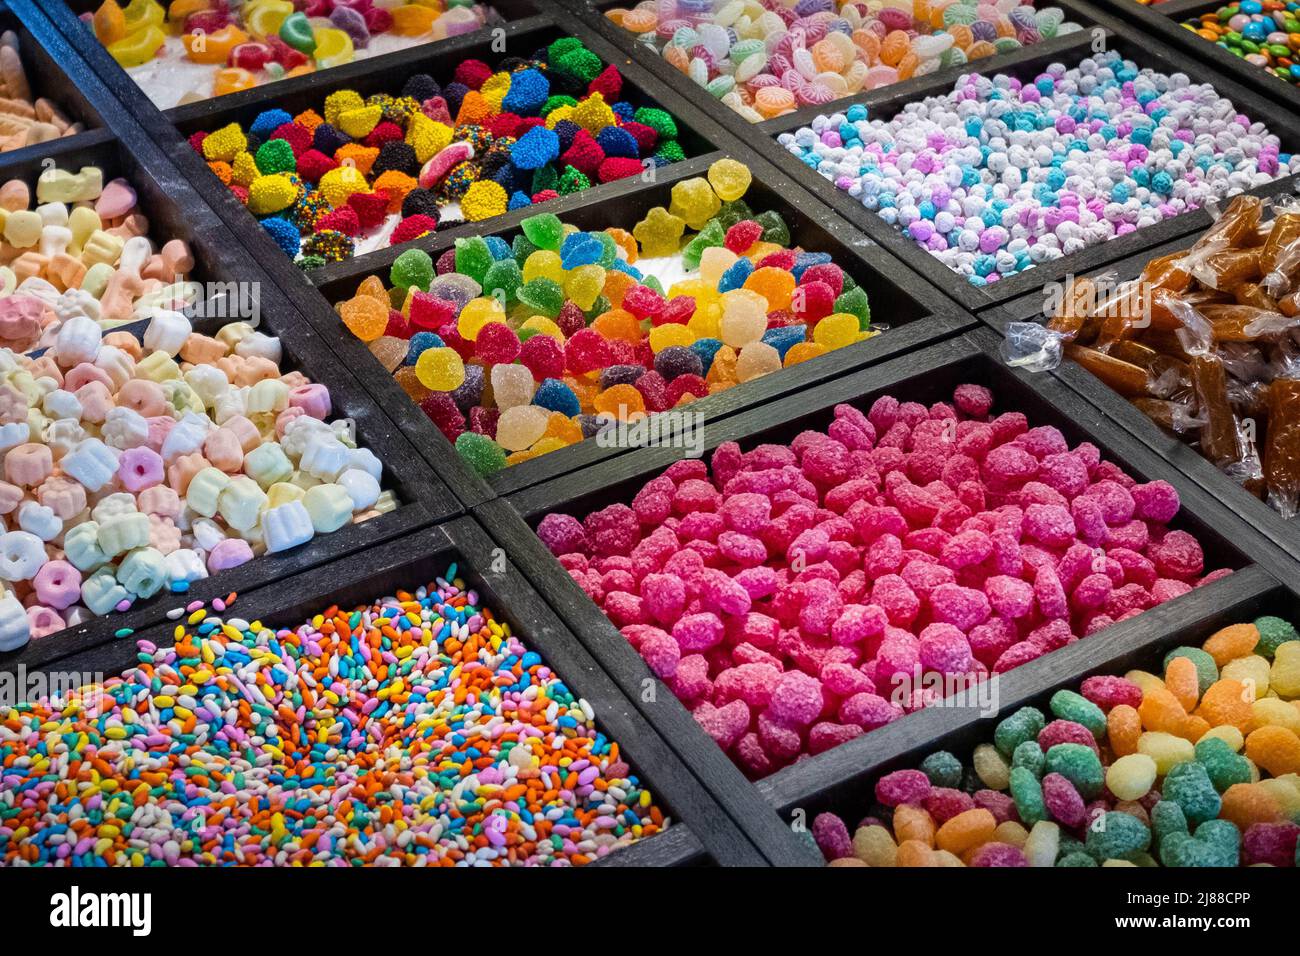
[[1009, 766, 1048, 825], [1085, 811, 1151, 862], [1163, 761, 1222, 825], [919, 750, 963, 788], [1150, 800, 1189, 843], [1057, 851, 1098, 867], [1044, 743, 1104, 799], [1193, 737, 1253, 792], [279, 12, 317, 55], [1049, 689, 1106, 738], [994, 706, 1047, 757], [1011, 740, 1046, 777], [1254, 615, 1299, 658]]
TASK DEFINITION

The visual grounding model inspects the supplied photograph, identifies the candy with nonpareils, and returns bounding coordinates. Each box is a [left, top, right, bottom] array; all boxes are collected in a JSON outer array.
[[537, 385, 1229, 778]]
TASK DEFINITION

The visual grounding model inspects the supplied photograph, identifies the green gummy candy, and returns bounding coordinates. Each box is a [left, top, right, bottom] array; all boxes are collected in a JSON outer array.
[[681, 220, 725, 271], [1163, 646, 1218, 695], [1193, 737, 1253, 792], [1049, 689, 1106, 739], [453, 237, 493, 286], [1043, 743, 1103, 799], [517, 277, 565, 317], [511, 232, 540, 265], [1163, 762, 1221, 825], [994, 706, 1046, 757], [715, 199, 755, 230], [918, 751, 963, 788], [521, 212, 564, 251], [455, 432, 506, 477], [390, 248, 434, 292], [583, 294, 611, 319], [1085, 811, 1151, 862], [1253, 615, 1299, 658], [755, 209, 790, 246], [835, 286, 871, 328], [1011, 740, 1045, 777], [1009, 766, 1048, 826], [483, 259, 522, 304], [642, 275, 664, 295]]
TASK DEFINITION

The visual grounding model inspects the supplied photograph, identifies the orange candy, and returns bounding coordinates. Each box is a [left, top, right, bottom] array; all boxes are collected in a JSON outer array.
[[590, 308, 642, 343], [593, 384, 646, 419], [1107, 704, 1142, 757], [1164, 656, 1201, 712], [340, 295, 389, 342], [934, 808, 995, 856], [1218, 782, 1284, 829], [213, 67, 258, 96], [605, 228, 638, 263], [892, 804, 936, 847], [1244, 725, 1300, 776], [184, 25, 249, 64], [1137, 684, 1187, 736], [1195, 679, 1253, 729], [744, 267, 795, 310], [93, 0, 128, 45], [1203, 623, 1260, 667], [392, 4, 438, 35]]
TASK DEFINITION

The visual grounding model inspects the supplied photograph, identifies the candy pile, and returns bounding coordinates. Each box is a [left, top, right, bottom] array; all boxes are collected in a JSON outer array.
[[335, 158, 876, 477], [1182, 1, 1300, 86], [0, 164, 196, 354], [0, 571, 668, 865], [0, 30, 84, 152], [778, 51, 1298, 285], [608, 0, 1080, 122], [87, 0, 496, 110], [536, 384, 1230, 778], [1031, 194, 1300, 518], [813, 615, 1300, 866], [192, 38, 687, 268], [0, 314, 393, 654]]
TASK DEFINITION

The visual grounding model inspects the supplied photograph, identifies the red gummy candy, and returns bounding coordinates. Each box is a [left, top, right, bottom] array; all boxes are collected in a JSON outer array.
[[724, 220, 764, 254]]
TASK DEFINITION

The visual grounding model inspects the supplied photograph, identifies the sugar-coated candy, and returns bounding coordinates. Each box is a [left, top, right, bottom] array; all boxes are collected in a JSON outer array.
[[0, 570, 670, 864], [335, 159, 879, 475], [779, 51, 1299, 284], [539, 384, 1229, 779], [813, 613, 1300, 866]]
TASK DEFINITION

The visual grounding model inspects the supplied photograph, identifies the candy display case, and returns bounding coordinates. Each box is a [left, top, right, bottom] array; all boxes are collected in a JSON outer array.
[[751, 6, 1300, 314], [30, 515, 785, 866], [990, 207, 1300, 563], [479, 327, 1297, 863], [306, 153, 971, 508]]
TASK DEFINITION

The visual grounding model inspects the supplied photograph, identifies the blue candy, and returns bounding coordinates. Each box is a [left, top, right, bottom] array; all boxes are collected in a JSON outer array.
[[532, 378, 581, 417]]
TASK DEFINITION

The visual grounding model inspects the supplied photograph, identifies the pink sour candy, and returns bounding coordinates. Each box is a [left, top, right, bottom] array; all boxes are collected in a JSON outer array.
[[538, 386, 1228, 778]]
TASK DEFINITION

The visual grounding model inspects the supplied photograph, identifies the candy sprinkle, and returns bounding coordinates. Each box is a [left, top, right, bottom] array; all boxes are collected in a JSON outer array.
[[0, 570, 666, 866]]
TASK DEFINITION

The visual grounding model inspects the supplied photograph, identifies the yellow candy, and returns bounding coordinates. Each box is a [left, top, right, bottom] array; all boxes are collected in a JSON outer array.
[[1136, 731, 1196, 775], [414, 347, 465, 392], [246, 0, 295, 40], [813, 312, 861, 349], [313, 27, 355, 69], [523, 250, 564, 284], [519, 316, 563, 342], [108, 25, 165, 67], [457, 297, 505, 340], [648, 323, 695, 353]]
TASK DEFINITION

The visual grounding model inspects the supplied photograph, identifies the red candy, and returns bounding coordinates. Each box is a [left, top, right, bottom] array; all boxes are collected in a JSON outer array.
[[538, 386, 1228, 777]]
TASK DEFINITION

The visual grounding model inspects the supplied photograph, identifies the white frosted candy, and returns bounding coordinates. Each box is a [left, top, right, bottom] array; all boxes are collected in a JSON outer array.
[[61, 438, 119, 491], [302, 483, 354, 534], [159, 412, 211, 462], [299, 435, 349, 481], [262, 499, 315, 553], [54, 288, 101, 325], [63, 522, 108, 573], [0, 421, 29, 453], [164, 548, 207, 584], [18, 501, 61, 542], [190, 517, 226, 552], [337, 468, 380, 511], [97, 511, 149, 558], [184, 365, 229, 407], [116, 547, 167, 598], [81, 567, 129, 616], [143, 309, 191, 356], [101, 406, 149, 450], [280, 415, 332, 460], [0, 530, 45, 582], [42, 389, 82, 421], [0, 594, 30, 651], [91, 492, 138, 523], [234, 331, 281, 364], [217, 476, 266, 532], [118, 234, 151, 275], [54, 314, 102, 367], [246, 378, 289, 415], [346, 447, 383, 482], [186, 467, 230, 518], [243, 442, 293, 489], [212, 388, 247, 424]]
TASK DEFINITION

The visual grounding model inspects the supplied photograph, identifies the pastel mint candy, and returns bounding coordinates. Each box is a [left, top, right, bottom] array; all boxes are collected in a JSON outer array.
[[1012, 740, 1046, 777], [918, 750, 963, 788], [1085, 810, 1151, 862], [1049, 689, 1106, 738], [1010, 766, 1048, 826], [1193, 737, 1253, 792], [1057, 851, 1098, 867], [1163, 761, 1221, 825], [1254, 615, 1299, 658], [994, 706, 1046, 757], [1044, 743, 1104, 799]]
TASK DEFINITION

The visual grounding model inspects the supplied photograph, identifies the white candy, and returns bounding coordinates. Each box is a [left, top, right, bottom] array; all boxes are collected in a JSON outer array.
[[117, 547, 166, 598], [0, 594, 30, 651], [262, 499, 314, 553], [299, 435, 349, 481], [0, 529, 46, 581], [235, 331, 281, 365], [164, 548, 208, 583], [184, 365, 229, 407], [159, 412, 211, 462], [302, 483, 353, 534], [42, 389, 81, 421], [143, 309, 191, 357], [337, 468, 380, 511], [101, 406, 149, 450], [346, 447, 383, 483], [18, 501, 61, 541], [91, 492, 137, 524], [190, 517, 227, 552], [0, 421, 30, 453], [61, 438, 118, 492], [54, 314, 101, 367]]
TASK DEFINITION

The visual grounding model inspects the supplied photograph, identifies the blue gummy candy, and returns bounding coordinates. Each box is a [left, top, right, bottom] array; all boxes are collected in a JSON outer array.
[[532, 378, 581, 417]]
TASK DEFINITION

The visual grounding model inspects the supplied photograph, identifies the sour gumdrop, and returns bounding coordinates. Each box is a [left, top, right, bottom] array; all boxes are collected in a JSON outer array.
[[455, 236, 496, 285], [669, 177, 722, 231], [707, 158, 752, 203], [496, 404, 549, 451], [390, 247, 434, 292], [415, 346, 466, 392], [517, 277, 566, 317], [455, 431, 508, 477]]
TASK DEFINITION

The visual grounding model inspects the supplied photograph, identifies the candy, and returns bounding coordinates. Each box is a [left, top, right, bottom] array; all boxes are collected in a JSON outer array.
[[1181, 2, 1300, 87], [538, 385, 1229, 778], [333, 159, 877, 475], [608, 0, 1081, 122], [190, 40, 689, 267], [0, 572, 669, 864], [88, 0, 495, 109], [779, 53, 1300, 284]]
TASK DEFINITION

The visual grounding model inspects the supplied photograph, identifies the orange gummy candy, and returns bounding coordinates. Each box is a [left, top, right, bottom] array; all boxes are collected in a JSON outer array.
[[1244, 725, 1300, 776], [606, 228, 638, 263], [340, 296, 389, 342], [744, 267, 795, 310], [590, 308, 641, 343], [1107, 704, 1142, 757], [94, 1, 128, 45], [1137, 684, 1187, 735], [1195, 679, 1254, 729], [184, 25, 249, 64], [1202, 623, 1260, 668], [891, 804, 936, 847], [594, 384, 646, 419], [1164, 656, 1201, 712]]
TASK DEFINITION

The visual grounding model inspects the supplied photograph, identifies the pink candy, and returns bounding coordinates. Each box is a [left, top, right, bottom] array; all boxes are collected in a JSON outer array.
[[540, 386, 1228, 778]]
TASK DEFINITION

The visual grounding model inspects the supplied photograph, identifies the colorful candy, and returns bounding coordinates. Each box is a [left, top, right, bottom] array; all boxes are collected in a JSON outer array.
[[0, 163, 197, 353], [1183, 1, 1300, 86], [607, 0, 1081, 121], [0, 572, 668, 864], [86, 0, 496, 110], [814, 615, 1300, 866], [0, 30, 84, 152], [190, 38, 688, 268], [536, 384, 1230, 778], [779, 51, 1299, 285], [0, 316, 393, 653], [1018, 194, 1300, 518], [334, 158, 876, 476]]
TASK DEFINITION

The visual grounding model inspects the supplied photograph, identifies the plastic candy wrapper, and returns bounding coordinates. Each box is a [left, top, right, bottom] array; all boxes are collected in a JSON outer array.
[[1029, 207, 1300, 517]]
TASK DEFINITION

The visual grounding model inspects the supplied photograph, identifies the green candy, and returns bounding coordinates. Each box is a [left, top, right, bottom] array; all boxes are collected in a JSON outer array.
[[516, 277, 565, 317], [390, 247, 435, 292], [835, 286, 872, 328], [1163, 761, 1222, 825], [482, 259, 522, 304], [1163, 646, 1219, 695], [655, 141, 686, 164], [521, 212, 564, 251], [1011, 740, 1046, 777], [633, 107, 678, 140], [755, 209, 791, 246], [681, 219, 725, 271], [1151, 800, 1188, 843], [715, 199, 755, 230], [455, 433, 507, 477], [557, 166, 591, 195], [1193, 737, 1253, 792], [1009, 766, 1048, 826], [452, 237, 492, 286], [279, 12, 317, 55], [1056, 851, 1098, 867], [919, 751, 964, 788], [995, 706, 1047, 758], [511, 232, 539, 265], [583, 294, 611, 319], [1254, 615, 1299, 658], [1086, 811, 1151, 862], [1049, 689, 1106, 738], [554, 48, 603, 84], [1044, 743, 1104, 799], [254, 138, 296, 176]]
